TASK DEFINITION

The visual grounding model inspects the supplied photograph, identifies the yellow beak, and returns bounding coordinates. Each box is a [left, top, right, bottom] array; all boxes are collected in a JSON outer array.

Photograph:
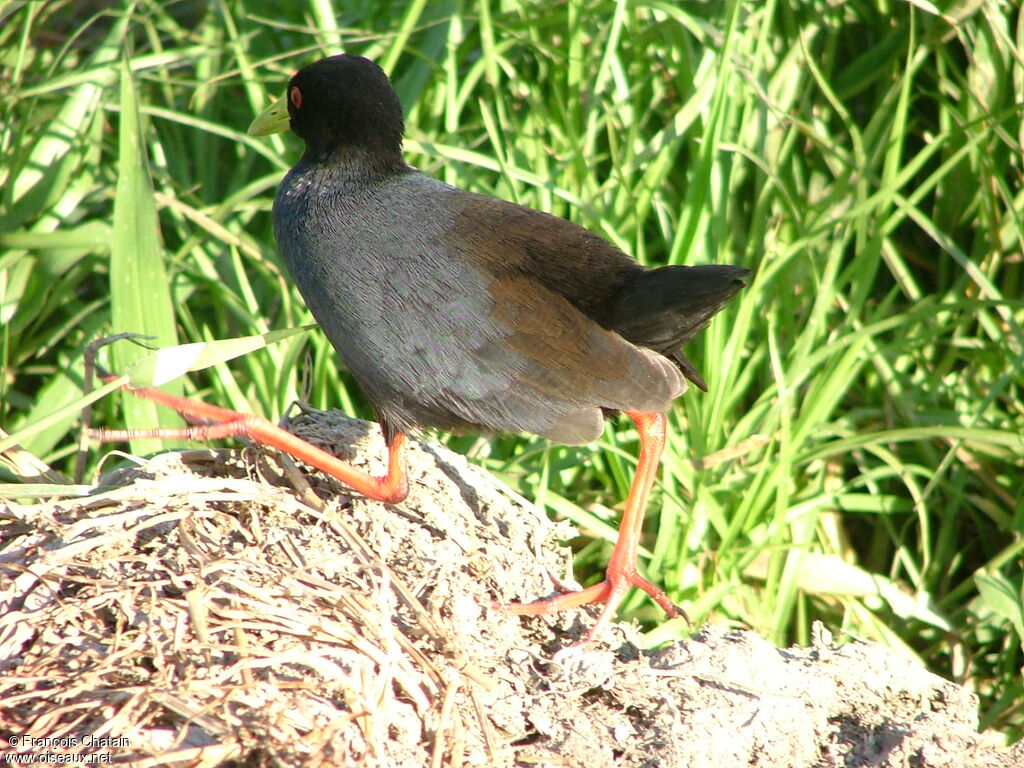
[[248, 95, 290, 136]]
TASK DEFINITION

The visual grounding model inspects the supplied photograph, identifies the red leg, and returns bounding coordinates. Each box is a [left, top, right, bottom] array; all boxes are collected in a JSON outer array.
[[500, 411, 684, 644], [93, 382, 408, 504]]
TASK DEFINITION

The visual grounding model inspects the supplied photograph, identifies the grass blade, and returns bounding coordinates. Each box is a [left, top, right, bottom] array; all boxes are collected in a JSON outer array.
[[109, 55, 182, 455]]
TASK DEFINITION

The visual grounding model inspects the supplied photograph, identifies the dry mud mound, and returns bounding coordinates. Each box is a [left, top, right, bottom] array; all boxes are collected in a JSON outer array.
[[2, 410, 1018, 767]]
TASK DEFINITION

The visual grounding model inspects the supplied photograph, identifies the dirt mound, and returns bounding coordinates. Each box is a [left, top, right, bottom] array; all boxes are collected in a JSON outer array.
[[2, 410, 1017, 766]]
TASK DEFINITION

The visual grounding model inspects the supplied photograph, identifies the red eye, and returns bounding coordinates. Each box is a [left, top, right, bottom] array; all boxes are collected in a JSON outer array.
[[289, 86, 303, 109]]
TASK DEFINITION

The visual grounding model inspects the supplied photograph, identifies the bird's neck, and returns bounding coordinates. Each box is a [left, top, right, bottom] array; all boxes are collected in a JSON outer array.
[[302, 143, 407, 184]]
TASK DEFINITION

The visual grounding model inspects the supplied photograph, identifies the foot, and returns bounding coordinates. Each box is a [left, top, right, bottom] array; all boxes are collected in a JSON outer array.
[[494, 565, 686, 646]]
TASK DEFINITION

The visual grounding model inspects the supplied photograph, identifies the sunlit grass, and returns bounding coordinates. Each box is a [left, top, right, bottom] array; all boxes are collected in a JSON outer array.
[[2, 0, 1022, 741]]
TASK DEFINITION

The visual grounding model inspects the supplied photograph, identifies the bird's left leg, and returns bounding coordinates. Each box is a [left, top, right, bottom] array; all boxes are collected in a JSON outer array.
[[91, 379, 409, 504]]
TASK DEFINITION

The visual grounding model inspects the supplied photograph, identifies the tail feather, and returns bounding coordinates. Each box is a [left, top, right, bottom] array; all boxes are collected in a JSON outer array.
[[607, 264, 751, 387]]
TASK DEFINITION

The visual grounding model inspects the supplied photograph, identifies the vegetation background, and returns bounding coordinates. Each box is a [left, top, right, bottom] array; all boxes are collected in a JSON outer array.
[[2, 0, 1022, 743]]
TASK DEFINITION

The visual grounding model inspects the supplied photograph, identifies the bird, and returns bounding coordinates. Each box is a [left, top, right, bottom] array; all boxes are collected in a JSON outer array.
[[105, 53, 749, 646]]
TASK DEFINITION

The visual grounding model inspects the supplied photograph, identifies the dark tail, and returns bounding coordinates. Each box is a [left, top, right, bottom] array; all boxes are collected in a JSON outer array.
[[607, 264, 751, 390]]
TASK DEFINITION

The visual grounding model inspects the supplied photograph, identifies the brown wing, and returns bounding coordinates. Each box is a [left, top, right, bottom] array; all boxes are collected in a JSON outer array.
[[450, 192, 749, 392], [478, 272, 687, 443], [453, 194, 644, 319]]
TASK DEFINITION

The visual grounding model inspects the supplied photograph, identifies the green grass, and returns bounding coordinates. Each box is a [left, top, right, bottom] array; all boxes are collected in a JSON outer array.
[[2, 0, 1023, 741]]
